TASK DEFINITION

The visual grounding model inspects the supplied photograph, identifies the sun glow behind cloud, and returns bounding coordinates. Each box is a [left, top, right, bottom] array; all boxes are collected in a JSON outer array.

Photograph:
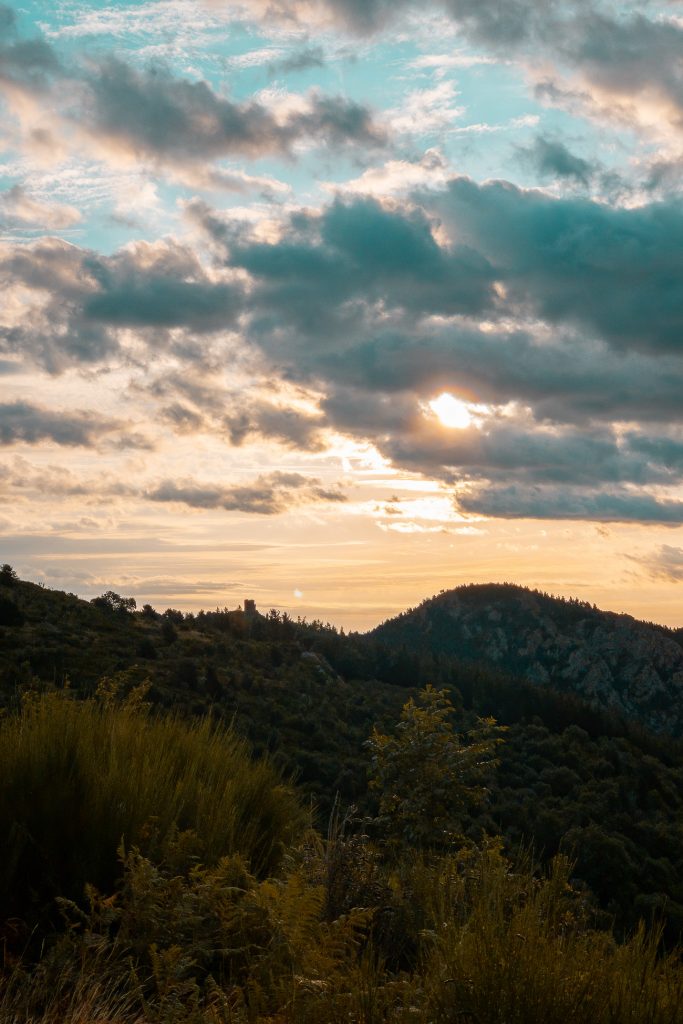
[[427, 393, 489, 429]]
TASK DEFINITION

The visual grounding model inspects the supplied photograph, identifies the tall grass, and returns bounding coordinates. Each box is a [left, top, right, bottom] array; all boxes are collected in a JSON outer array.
[[421, 847, 683, 1024], [2, 833, 683, 1022], [0, 691, 307, 924]]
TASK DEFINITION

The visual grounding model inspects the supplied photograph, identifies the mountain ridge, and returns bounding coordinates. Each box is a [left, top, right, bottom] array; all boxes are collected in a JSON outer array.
[[4, 567, 683, 938], [371, 582, 683, 735]]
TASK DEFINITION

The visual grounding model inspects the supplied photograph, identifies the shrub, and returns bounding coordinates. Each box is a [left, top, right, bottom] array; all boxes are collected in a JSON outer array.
[[421, 846, 683, 1024], [0, 690, 307, 929]]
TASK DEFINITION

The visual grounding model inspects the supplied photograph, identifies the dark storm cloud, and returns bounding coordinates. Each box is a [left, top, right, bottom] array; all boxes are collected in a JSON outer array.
[[459, 485, 683, 524], [318, 327, 683, 427], [516, 136, 595, 186], [200, 180, 683, 359], [85, 57, 385, 163], [0, 12, 384, 176], [380, 420, 679, 488], [319, 375, 683, 493], [304, 0, 559, 40], [200, 195, 496, 347], [179, 186, 683, 528], [147, 471, 346, 514], [0, 401, 126, 447], [83, 278, 240, 331], [194, 180, 683, 390], [645, 158, 683, 196], [431, 177, 683, 354], [442, 0, 562, 47], [306, 0, 409, 32]]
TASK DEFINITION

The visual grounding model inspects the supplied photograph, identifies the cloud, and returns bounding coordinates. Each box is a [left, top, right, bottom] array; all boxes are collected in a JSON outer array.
[[269, 45, 325, 75], [196, 193, 496, 347], [430, 176, 683, 354], [316, 325, 683, 427], [0, 237, 242, 371], [179, 183, 683, 529], [0, 15, 383, 179], [516, 135, 595, 186], [333, 148, 451, 197], [155, 388, 326, 450], [459, 484, 683, 525], [637, 545, 683, 583], [377, 415, 682, 489], [555, 12, 683, 137], [319, 375, 683, 497], [237, 2, 683, 138], [0, 4, 61, 93], [82, 57, 385, 165], [387, 81, 465, 136], [0, 401, 150, 449], [147, 471, 346, 514], [0, 185, 81, 230], [406, 51, 496, 75], [222, 400, 325, 449], [193, 177, 683, 380], [0, 454, 137, 499]]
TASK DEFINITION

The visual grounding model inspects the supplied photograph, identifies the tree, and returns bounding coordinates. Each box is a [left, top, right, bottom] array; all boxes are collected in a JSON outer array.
[[366, 685, 505, 850], [0, 563, 18, 586], [91, 591, 136, 614]]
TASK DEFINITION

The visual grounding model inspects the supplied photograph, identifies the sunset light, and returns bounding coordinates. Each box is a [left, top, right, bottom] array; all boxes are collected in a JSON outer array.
[[429, 393, 473, 429], [0, 0, 680, 633]]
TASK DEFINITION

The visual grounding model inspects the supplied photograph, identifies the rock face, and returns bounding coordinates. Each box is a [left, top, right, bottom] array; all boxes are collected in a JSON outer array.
[[371, 584, 683, 735]]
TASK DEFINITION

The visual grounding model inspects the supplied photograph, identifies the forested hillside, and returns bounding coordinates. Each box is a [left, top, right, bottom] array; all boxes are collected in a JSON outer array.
[[1, 569, 683, 1024], [372, 583, 683, 735], [2, 565, 683, 946]]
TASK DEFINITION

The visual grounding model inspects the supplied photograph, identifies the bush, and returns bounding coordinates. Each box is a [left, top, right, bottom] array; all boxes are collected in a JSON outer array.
[[0, 690, 307, 929], [421, 847, 683, 1024]]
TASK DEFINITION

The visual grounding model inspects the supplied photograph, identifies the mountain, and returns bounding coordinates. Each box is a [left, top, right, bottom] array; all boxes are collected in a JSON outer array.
[[371, 583, 683, 736], [4, 567, 683, 939]]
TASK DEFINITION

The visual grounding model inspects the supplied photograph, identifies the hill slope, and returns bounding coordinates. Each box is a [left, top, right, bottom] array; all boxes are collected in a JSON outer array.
[[371, 583, 683, 735], [3, 568, 683, 938]]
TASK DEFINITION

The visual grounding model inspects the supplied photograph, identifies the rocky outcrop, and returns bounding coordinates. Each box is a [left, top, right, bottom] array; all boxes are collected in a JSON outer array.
[[371, 584, 683, 735]]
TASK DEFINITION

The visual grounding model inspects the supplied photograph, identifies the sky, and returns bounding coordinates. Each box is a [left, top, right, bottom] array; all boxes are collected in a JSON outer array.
[[1, 0, 683, 629]]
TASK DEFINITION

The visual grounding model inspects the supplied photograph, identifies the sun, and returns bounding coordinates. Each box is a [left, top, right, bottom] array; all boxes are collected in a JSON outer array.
[[429, 392, 472, 429]]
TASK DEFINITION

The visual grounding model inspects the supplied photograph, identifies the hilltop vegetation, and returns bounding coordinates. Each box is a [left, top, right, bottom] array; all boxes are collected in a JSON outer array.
[[2, 571, 683, 939], [372, 583, 683, 735], [2, 568, 683, 1019], [3, 687, 683, 1023]]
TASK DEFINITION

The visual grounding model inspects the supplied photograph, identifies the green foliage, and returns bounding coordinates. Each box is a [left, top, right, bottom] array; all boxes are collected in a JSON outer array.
[[91, 590, 137, 614], [4, 841, 683, 1024], [367, 685, 504, 849], [0, 690, 307, 928], [3, 572, 683, 939], [421, 847, 683, 1024], [0, 562, 18, 584]]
